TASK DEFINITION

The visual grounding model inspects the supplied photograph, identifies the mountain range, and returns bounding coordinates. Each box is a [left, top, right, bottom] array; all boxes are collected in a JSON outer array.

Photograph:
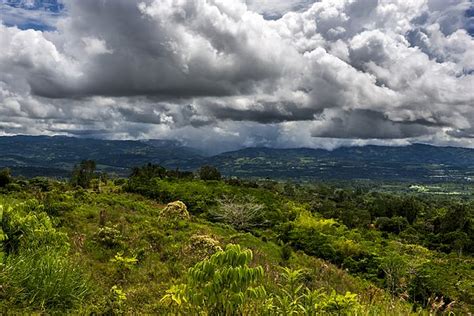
[[1, 135, 473, 182]]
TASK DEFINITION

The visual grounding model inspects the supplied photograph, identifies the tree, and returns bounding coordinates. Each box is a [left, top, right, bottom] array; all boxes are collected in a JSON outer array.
[[380, 254, 408, 295], [211, 196, 264, 230], [399, 197, 424, 225], [0, 168, 12, 188], [130, 163, 166, 180], [70, 160, 96, 189], [198, 165, 221, 181], [375, 216, 408, 234], [441, 203, 472, 233]]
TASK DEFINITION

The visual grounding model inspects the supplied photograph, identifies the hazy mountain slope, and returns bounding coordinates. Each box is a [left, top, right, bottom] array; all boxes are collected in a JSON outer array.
[[0, 136, 201, 177], [207, 145, 474, 182], [1, 135, 473, 182]]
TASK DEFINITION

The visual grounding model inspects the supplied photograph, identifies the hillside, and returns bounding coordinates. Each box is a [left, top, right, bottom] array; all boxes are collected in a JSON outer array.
[[1, 136, 473, 183], [0, 169, 472, 314]]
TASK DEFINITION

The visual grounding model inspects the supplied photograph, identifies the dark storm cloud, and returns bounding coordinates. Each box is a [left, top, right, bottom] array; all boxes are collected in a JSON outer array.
[[27, 0, 294, 99], [311, 110, 434, 139], [206, 101, 320, 123]]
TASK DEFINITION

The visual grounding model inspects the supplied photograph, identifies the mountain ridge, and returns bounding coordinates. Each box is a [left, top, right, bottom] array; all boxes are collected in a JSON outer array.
[[0, 135, 473, 182]]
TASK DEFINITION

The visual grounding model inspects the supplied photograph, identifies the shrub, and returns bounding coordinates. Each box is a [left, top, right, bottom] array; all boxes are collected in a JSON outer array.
[[270, 267, 360, 315], [184, 234, 222, 260], [43, 191, 75, 216], [2, 203, 69, 254], [280, 243, 293, 261], [316, 290, 359, 314], [0, 202, 91, 310], [94, 225, 123, 249], [379, 254, 408, 295], [5, 183, 21, 192], [160, 201, 190, 221], [106, 285, 127, 314], [0, 205, 5, 261]]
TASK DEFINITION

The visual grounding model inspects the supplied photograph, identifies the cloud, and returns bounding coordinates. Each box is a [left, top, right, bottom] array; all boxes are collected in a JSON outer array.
[[311, 109, 435, 139], [245, 0, 316, 19], [0, 0, 473, 152]]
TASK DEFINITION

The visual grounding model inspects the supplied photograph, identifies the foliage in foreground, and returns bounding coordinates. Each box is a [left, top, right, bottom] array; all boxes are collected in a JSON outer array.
[[162, 244, 360, 315], [0, 202, 91, 311]]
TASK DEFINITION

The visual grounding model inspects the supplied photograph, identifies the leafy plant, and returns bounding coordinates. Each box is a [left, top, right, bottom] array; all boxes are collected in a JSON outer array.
[[2, 202, 69, 254], [273, 267, 306, 314], [162, 244, 266, 314], [0, 205, 6, 262], [379, 254, 408, 295], [270, 267, 360, 315], [107, 285, 127, 314], [316, 290, 359, 315], [110, 252, 138, 281]]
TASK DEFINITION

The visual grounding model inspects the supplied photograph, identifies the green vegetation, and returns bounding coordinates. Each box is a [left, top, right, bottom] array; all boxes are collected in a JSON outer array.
[[0, 168, 12, 188], [198, 165, 222, 181], [70, 160, 97, 189], [0, 165, 472, 314]]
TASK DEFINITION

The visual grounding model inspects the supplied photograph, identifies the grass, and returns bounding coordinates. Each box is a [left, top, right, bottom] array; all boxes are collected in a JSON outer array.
[[0, 249, 91, 311]]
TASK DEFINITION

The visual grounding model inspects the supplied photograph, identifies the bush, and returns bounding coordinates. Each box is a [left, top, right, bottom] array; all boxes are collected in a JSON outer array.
[[2, 203, 69, 254], [316, 290, 359, 314], [160, 201, 190, 220], [110, 252, 138, 281], [184, 234, 222, 260], [106, 285, 127, 314], [269, 267, 360, 315], [280, 243, 292, 261], [94, 225, 123, 249], [43, 191, 75, 216]]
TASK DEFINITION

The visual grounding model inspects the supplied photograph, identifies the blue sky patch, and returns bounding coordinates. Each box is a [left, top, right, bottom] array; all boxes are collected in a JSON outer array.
[[1, 0, 64, 31]]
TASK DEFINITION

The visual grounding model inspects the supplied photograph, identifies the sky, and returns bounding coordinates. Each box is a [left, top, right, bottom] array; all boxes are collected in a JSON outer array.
[[0, 0, 473, 153]]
